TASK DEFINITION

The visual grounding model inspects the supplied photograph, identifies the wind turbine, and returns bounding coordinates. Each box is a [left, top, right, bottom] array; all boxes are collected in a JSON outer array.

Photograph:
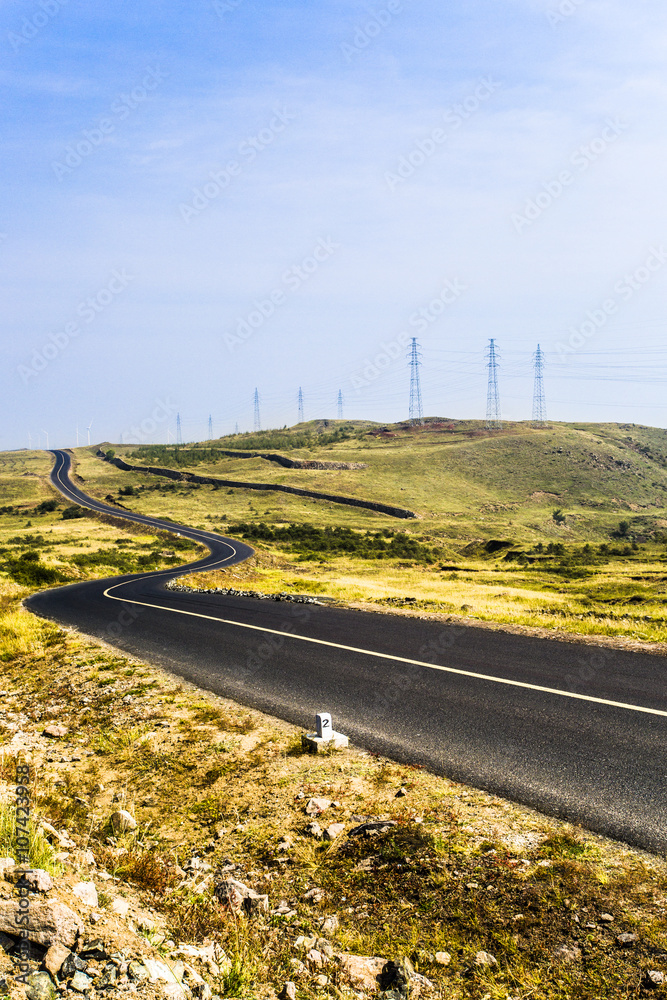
[[87, 419, 93, 447], [42, 430, 49, 450]]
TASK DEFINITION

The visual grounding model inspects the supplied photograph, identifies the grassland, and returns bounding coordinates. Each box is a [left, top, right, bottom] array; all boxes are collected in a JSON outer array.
[[0, 435, 666, 996], [68, 418, 667, 645]]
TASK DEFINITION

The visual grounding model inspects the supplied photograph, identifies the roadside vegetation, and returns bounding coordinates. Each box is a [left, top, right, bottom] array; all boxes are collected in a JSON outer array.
[[1, 585, 667, 999]]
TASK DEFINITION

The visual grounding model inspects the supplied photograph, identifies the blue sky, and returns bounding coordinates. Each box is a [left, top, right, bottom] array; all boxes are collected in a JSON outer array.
[[2, 0, 667, 448]]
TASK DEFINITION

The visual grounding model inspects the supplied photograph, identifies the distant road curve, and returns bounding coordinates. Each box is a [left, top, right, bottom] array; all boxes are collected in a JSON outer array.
[[24, 450, 667, 856], [99, 451, 417, 519]]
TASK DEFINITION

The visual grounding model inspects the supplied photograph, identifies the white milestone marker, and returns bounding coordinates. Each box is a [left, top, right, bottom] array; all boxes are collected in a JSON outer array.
[[316, 712, 333, 741], [302, 710, 349, 754]]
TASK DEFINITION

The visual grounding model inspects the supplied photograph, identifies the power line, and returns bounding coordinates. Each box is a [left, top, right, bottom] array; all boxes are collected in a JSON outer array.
[[485, 339, 502, 429], [408, 337, 423, 424], [337, 389, 343, 420], [208, 414, 213, 440], [297, 386, 304, 423], [532, 343, 547, 427], [253, 389, 261, 432], [176, 413, 183, 445]]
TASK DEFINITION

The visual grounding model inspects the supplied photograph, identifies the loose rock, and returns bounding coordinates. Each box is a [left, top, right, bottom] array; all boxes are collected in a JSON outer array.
[[25, 971, 55, 1000], [616, 932, 638, 947], [305, 797, 332, 816], [72, 882, 98, 908], [337, 954, 386, 991], [69, 971, 92, 993], [599, 913, 614, 923], [645, 971, 666, 988], [474, 950, 497, 967], [553, 944, 581, 962], [213, 877, 268, 915], [44, 942, 71, 977], [323, 823, 345, 841], [42, 724, 68, 738], [128, 961, 150, 982], [0, 900, 82, 948], [109, 809, 137, 833], [278, 983, 297, 1000], [434, 951, 451, 965], [321, 915, 339, 936], [3, 867, 53, 893]]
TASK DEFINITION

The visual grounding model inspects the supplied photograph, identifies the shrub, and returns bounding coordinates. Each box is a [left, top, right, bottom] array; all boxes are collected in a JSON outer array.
[[62, 506, 86, 520]]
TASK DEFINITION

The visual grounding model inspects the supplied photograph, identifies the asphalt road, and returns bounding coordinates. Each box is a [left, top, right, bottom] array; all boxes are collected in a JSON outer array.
[[25, 450, 667, 854]]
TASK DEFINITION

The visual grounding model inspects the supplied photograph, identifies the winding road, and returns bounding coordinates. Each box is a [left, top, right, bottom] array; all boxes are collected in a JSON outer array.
[[26, 450, 667, 854]]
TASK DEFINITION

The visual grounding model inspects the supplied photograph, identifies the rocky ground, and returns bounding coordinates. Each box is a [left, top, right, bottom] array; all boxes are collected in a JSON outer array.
[[0, 605, 666, 1000]]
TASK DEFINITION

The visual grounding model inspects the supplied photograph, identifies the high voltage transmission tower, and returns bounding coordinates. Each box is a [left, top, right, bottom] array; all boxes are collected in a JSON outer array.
[[176, 412, 183, 445], [337, 389, 343, 420], [485, 339, 502, 429], [253, 389, 261, 432], [297, 387, 304, 423], [532, 344, 547, 427], [408, 337, 423, 425], [208, 414, 213, 439]]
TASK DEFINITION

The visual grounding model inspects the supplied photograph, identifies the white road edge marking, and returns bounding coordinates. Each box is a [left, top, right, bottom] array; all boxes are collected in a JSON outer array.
[[51, 452, 667, 721]]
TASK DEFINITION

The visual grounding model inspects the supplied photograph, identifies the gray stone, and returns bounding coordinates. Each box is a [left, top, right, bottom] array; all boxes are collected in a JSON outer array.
[[61, 953, 88, 978], [0, 900, 82, 948], [278, 984, 296, 1000], [305, 821, 322, 839], [616, 932, 638, 947], [434, 951, 451, 965], [213, 877, 268, 915], [26, 971, 55, 1000], [395, 787, 408, 798], [3, 868, 54, 893], [109, 809, 137, 833], [79, 940, 107, 961], [599, 913, 614, 923], [97, 962, 118, 988], [69, 971, 92, 993], [646, 971, 666, 988], [127, 961, 149, 982]]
